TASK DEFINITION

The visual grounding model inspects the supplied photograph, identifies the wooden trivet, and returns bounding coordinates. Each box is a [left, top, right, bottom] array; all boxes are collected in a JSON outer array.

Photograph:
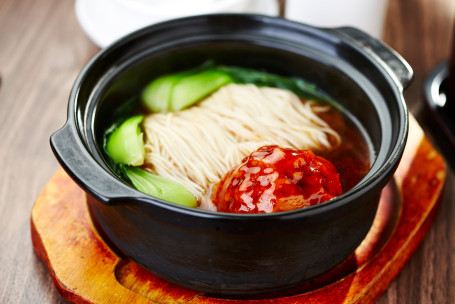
[[31, 116, 446, 303]]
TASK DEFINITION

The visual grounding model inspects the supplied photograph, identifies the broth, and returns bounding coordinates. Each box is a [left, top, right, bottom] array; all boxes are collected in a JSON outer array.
[[318, 107, 372, 192], [103, 65, 373, 212]]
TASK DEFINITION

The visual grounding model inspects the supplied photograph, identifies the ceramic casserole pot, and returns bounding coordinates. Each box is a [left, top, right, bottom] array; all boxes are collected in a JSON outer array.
[[51, 14, 411, 295]]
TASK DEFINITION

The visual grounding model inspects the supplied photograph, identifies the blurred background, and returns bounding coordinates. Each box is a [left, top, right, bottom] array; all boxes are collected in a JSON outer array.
[[1, 0, 455, 303], [74, 0, 389, 48]]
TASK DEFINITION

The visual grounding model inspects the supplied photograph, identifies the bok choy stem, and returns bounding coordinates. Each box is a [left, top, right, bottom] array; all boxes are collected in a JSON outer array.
[[104, 115, 197, 208], [106, 115, 145, 166], [125, 166, 197, 208]]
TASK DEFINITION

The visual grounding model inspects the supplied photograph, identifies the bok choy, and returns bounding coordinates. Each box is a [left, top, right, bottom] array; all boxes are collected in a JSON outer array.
[[125, 166, 197, 208], [106, 115, 145, 166], [141, 61, 337, 113], [104, 115, 197, 208], [142, 67, 233, 112]]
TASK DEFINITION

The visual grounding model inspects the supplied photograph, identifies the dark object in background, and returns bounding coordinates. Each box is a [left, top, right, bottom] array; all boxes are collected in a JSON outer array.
[[446, 19, 455, 109], [424, 19, 455, 166]]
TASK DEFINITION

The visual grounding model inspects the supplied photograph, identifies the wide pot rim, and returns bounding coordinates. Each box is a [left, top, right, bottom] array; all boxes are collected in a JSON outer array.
[[52, 13, 410, 221]]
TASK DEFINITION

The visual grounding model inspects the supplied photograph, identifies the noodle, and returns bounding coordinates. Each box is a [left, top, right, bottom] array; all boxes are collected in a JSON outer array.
[[143, 83, 341, 202]]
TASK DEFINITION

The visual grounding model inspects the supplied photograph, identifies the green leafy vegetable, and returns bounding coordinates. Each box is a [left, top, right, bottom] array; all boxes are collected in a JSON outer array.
[[142, 74, 179, 113], [125, 166, 197, 208], [142, 67, 233, 113], [141, 61, 339, 113], [170, 70, 232, 111], [106, 115, 145, 166], [215, 65, 339, 108], [103, 114, 197, 208]]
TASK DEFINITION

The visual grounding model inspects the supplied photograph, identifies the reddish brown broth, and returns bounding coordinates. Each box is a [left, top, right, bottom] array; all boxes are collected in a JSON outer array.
[[318, 107, 371, 192]]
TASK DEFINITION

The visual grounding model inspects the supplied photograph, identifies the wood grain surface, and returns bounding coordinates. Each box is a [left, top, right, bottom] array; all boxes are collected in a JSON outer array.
[[0, 0, 454, 303], [29, 116, 445, 304]]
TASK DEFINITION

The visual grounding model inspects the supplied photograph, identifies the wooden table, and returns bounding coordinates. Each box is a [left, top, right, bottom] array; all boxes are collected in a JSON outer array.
[[0, 0, 454, 303]]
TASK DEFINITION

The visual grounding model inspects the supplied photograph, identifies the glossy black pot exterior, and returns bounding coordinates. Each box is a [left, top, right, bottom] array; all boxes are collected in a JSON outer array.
[[51, 15, 411, 294]]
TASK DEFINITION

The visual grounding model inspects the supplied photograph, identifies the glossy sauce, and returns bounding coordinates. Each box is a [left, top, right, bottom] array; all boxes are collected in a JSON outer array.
[[318, 106, 372, 192], [212, 145, 343, 213]]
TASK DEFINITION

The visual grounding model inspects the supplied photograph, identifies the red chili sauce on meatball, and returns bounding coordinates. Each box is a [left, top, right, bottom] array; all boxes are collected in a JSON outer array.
[[211, 145, 342, 213]]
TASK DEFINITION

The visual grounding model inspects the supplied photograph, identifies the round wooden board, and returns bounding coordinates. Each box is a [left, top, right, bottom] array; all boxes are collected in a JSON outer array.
[[31, 116, 446, 304]]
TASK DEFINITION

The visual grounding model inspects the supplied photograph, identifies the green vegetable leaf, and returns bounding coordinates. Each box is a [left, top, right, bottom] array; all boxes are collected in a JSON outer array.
[[142, 64, 233, 113], [102, 115, 197, 208], [142, 61, 339, 113], [215, 65, 339, 108], [125, 166, 197, 208], [106, 115, 145, 166], [170, 69, 233, 111], [142, 75, 179, 113]]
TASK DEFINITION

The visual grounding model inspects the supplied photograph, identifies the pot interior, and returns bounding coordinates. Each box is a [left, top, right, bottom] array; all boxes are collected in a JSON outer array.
[[75, 16, 403, 201]]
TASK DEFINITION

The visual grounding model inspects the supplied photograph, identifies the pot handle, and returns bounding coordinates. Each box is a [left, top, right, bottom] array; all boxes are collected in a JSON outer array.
[[328, 27, 413, 90], [50, 122, 142, 205]]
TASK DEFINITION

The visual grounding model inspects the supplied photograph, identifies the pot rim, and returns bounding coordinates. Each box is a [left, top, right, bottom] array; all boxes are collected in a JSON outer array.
[[53, 13, 409, 221]]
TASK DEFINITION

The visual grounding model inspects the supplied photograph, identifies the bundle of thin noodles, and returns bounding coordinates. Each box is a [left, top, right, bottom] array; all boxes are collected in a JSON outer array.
[[142, 83, 341, 202]]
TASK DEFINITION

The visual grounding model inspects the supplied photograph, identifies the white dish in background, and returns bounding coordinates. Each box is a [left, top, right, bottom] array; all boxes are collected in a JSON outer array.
[[285, 0, 389, 38], [75, 0, 279, 48]]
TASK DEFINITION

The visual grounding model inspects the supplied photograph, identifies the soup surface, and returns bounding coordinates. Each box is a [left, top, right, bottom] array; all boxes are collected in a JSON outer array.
[[317, 107, 371, 192], [103, 65, 372, 213]]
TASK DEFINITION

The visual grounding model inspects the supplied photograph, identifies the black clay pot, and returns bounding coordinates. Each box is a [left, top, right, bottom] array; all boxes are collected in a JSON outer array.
[[50, 14, 411, 295]]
